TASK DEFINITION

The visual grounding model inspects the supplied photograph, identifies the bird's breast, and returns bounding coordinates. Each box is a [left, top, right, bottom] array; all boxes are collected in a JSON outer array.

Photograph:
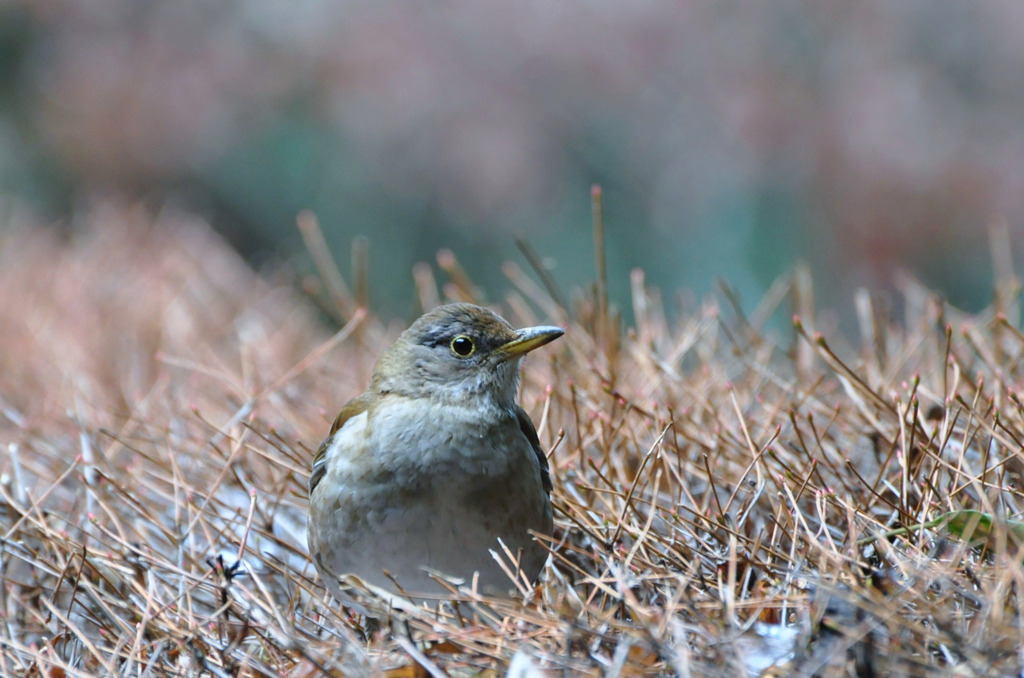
[[365, 397, 523, 480], [308, 394, 552, 596]]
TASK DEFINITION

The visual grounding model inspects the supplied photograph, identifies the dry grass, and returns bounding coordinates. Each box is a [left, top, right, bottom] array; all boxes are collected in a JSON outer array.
[[3, 203, 1024, 677]]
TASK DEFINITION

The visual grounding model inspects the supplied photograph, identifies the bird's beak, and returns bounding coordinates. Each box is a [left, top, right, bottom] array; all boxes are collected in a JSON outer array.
[[496, 325, 564, 361]]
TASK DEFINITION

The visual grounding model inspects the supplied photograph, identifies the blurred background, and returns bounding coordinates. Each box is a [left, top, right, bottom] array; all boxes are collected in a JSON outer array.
[[2, 1, 1022, 321]]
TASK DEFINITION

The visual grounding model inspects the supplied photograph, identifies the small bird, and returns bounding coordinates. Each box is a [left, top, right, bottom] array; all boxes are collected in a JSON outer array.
[[307, 303, 563, 604]]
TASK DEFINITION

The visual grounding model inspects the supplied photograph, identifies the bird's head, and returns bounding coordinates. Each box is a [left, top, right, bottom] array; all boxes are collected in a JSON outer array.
[[371, 303, 563, 407]]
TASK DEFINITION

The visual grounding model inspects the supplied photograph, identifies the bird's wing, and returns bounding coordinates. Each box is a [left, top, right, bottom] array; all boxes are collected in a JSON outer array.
[[514, 404, 553, 495], [309, 392, 375, 494]]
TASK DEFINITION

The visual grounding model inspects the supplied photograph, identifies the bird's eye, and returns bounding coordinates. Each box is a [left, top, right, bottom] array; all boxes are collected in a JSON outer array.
[[450, 335, 476, 358]]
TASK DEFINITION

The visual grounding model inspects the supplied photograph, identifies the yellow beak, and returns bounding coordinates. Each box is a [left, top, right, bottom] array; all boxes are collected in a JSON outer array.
[[496, 326, 564, 360]]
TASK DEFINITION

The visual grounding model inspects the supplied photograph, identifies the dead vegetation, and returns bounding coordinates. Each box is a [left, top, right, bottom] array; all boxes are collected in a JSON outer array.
[[2, 203, 1024, 676]]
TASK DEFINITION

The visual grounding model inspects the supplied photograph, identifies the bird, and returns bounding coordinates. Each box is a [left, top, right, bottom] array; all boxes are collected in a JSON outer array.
[[307, 303, 563, 606]]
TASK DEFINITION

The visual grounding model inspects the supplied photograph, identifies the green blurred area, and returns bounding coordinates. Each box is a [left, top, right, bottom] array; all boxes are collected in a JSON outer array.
[[0, 2, 1015, 322]]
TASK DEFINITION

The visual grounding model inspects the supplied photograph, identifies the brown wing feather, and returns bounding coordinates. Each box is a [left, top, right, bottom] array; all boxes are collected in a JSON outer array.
[[515, 405, 553, 494], [308, 392, 375, 495]]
